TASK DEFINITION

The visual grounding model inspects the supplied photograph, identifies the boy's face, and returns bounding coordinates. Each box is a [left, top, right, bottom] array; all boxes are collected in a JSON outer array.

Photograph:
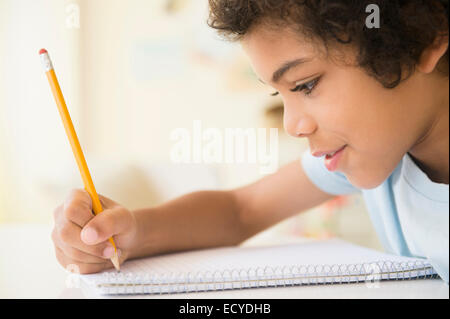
[[242, 26, 434, 189]]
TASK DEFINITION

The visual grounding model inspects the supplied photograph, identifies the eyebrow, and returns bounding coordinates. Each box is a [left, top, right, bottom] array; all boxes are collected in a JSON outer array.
[[271, 58, 311, 83]]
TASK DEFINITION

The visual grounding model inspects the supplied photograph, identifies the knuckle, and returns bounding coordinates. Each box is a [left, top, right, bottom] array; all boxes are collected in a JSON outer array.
[[63, 206, 77, 221], [69, 188, 84, 198], [58, 224, 73, 242], [64, 205, 88, 222], [77, 189, 91, 205], [66, 188, 86, 206], [63, 201, 93, 226]]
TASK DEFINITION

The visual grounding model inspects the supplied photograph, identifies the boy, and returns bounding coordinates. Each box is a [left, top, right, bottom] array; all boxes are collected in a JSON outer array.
[[51, 0, 449, 282]]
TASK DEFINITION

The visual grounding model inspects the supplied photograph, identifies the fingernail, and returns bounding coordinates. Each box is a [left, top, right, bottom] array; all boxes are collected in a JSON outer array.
[[81, 227, 97, 244], [103, 245, 115, 258]]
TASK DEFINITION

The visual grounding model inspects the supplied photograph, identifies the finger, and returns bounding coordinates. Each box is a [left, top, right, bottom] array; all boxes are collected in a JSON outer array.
[[54, 222, 115, 258], [54, 245, 112, 274], [81, 206, 133, 245], [53, 233, 112, 263], [63, 189, 94, 227]]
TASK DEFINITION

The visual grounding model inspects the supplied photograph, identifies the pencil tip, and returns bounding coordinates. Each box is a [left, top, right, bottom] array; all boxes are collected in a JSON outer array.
[[111, 253, 121, 272]]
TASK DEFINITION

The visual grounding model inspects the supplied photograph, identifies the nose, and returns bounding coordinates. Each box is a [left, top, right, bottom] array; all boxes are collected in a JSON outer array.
[[283, 107, 317, 138]]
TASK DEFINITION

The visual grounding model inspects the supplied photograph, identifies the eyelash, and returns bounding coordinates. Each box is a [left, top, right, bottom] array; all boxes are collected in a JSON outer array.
[[271, 77, 321, 97]]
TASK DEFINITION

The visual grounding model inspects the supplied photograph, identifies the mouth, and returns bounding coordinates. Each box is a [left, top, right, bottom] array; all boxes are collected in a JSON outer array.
[[312, 145, 346, 157], [312, 145, 347, 172]]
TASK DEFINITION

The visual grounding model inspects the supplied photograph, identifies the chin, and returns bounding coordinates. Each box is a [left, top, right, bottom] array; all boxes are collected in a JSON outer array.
[[344, 170, 390, 190]]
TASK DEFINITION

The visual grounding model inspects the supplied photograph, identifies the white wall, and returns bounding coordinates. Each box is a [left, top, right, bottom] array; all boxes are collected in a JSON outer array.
[[83, 1, 252, 158], [0, 0, 82, 222]]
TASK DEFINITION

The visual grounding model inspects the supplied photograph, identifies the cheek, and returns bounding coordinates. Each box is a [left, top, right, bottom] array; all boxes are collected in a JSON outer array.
[[316, 83, 409, 188], [307, 64, 427, 189], [333, 102, 405, 188], [316, 73, 398, 151], [335, 104, 410, 189], [344, 148, 400, 189]]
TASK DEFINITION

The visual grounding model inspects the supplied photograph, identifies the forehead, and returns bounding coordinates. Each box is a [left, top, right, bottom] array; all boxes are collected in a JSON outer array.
[[241, 25, 319, 82]]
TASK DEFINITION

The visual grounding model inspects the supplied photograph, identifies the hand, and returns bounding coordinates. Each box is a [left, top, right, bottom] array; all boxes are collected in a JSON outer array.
[[52, 189, 138, 274]]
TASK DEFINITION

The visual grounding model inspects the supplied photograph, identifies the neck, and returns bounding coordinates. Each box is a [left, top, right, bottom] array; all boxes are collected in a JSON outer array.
[[409, 80, 449, 184]]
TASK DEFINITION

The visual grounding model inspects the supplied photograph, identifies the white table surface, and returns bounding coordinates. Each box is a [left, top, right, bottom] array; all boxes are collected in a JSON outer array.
[[0, 223, 448, 299]]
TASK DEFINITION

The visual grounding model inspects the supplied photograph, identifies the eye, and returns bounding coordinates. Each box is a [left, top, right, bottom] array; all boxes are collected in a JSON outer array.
[[290, 77, 321, 96], [269, 76, 321, 97]]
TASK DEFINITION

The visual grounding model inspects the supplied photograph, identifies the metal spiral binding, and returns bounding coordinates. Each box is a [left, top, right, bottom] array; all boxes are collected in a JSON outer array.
[[94, 260, 437, 295]]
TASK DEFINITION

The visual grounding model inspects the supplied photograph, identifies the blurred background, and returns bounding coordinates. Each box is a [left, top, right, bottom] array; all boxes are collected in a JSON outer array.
[[0, 0, 382, 250]]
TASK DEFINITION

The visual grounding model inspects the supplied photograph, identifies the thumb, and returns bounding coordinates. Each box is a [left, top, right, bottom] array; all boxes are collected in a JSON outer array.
[[80, 207, 132, 245]]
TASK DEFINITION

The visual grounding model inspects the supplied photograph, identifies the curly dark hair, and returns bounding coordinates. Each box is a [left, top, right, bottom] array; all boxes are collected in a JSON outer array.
[[208, 0, 449, 88]]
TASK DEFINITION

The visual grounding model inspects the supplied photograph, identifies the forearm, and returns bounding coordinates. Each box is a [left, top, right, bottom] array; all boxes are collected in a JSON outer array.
[[128, 190, 246, 259], [126, 160, 333, 260]]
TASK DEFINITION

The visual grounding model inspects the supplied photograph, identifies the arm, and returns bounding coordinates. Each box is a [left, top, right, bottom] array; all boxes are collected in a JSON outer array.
[[128, 160, 333, 259], [52, 159, 333, 273]]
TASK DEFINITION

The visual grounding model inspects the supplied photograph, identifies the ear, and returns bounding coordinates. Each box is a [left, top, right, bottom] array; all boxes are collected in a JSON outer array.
[[417, 35, 449, 74]]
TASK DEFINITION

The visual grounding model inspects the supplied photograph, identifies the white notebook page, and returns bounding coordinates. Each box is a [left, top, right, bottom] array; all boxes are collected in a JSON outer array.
[[81, 238, 434, 294]]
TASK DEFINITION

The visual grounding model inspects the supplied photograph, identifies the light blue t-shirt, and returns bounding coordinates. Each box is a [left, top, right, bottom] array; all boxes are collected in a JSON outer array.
[[302, 151, 449, 283]]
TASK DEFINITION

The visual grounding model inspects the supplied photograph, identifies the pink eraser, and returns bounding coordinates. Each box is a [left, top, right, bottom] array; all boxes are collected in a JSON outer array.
[[39, 48, 48, 55]]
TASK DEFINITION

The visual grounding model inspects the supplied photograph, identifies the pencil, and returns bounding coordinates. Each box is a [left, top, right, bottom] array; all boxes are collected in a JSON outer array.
[[39, 48, 120, 271]]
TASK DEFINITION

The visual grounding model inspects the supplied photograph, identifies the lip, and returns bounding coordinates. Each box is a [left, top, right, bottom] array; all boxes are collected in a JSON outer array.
[[323, 145, 346, 171], [312, 145, 346, 158]]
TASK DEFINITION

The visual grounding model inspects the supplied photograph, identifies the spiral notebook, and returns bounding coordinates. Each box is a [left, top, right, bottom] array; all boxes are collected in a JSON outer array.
[[80, 239, 437, 296]]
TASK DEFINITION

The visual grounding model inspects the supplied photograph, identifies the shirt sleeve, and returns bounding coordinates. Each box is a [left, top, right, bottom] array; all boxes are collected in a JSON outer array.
[[301, 150, 360, 196]]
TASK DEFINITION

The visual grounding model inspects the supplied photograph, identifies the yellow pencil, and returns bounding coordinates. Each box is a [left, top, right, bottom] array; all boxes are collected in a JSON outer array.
[[39, 48, 120, 271]]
